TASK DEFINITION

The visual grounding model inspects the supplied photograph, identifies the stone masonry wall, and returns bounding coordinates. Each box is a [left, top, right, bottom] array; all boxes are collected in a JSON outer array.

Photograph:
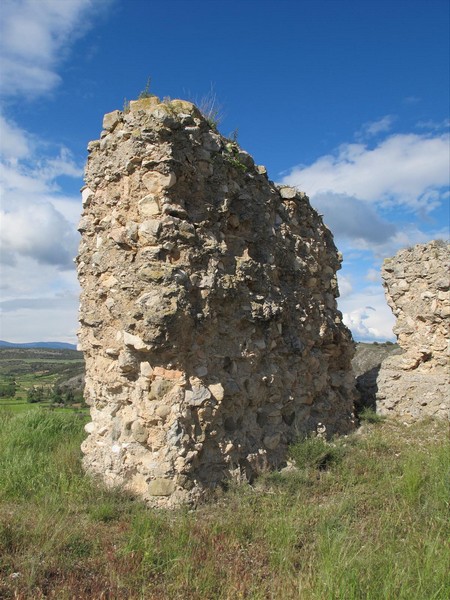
[[376, 241, 449, 420], [77, 96, 356, 507]]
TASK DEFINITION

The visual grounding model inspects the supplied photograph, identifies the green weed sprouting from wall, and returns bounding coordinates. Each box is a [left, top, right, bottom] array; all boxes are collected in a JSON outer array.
[[138, 77, 154, 99]]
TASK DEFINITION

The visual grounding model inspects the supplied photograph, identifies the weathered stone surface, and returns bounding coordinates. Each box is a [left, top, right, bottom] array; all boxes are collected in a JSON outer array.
[[102, 110, 121, 132], [376, 241, 449, 421], [138, 195, 160, 216], [351, 342, 403, 413], [148, 478, 176, 496], [78, 96, 356, 507]]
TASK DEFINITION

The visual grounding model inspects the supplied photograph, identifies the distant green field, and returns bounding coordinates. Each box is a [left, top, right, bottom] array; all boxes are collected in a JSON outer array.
[[0, 348, 86, 414]]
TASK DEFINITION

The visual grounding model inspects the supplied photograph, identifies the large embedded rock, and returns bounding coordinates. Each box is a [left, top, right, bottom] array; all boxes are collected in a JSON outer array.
[[376, 241, 449, 420], [77, 96, 356, 507]]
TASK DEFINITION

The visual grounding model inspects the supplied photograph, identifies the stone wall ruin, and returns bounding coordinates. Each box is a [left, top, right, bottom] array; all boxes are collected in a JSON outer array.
[[77, 96, 356, 507], [376, 241, 449, 421]]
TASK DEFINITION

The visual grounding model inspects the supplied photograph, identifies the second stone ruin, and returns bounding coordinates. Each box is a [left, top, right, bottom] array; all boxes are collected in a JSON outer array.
[[376, 240, 449, 421]]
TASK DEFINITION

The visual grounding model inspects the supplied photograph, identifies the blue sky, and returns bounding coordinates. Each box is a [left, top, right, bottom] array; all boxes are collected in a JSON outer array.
[[0, 0, 449, 344]]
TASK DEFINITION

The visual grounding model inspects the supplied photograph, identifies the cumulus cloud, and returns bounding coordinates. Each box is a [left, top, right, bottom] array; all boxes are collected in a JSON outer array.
[[0, 1, 114, 344], [0, 114, 82, 269], [0, 114, 31, 160], [282, 123, 449, 342], [282, 131, 450, 212], [1, 202, 78, 268], [343, 306, 379, 341], [365, 268, 380, 283], [313, 192, 396, 246], [379, 225, 450, 259], [358, 115, 395, 138], [0, 257, 80, 343], [336, 273, 352, 298], [0, 0, 112, 98], [0, 294, 78, 313], [338, 287, 396, 342], [0, 290, 80, 343], [416, 118, 450, 131]]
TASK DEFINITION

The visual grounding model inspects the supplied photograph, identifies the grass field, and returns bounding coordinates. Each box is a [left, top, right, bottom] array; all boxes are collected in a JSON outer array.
[[0, 348, 85, 414], [0, 408, 448, 600]]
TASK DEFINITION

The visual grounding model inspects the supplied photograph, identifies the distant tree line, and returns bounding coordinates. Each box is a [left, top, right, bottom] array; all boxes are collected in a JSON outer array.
[[27, 385, 85, 405]]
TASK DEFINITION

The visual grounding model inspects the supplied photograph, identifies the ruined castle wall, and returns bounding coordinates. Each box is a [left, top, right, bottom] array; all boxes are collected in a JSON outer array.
[[77, 96, 356, 507], [376, 241, 449, 420]]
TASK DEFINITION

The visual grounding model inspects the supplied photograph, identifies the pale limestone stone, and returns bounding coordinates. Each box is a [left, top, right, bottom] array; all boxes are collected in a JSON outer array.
[[208, 383, 224, 402], [138, 195, 160, 217], [142, 171, 176, 194], [102, 275, 118, 288], [81, 187, 94, 207], [138, 219, 161, 243], [102, 110, 121, 132], [170, 99, 197, 113], [131, 421, 148, 443], [279, 186, 297, 199], [148, 478, 176, 496], [156, 405, 171, 419], [129, 97, 160, 112], [84, 422, 96, 434], [123, 331, 149, 351], [140, 361, 153, 378]]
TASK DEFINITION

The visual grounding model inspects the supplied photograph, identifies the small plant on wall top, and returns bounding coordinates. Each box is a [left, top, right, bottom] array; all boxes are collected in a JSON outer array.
[[138, 77, 155, 99], [197, 86, 223, 130]]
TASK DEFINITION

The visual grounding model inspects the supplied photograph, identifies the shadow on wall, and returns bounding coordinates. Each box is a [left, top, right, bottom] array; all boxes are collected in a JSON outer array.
[[355, 365, 381, 414], [351, 343, 403, 417]]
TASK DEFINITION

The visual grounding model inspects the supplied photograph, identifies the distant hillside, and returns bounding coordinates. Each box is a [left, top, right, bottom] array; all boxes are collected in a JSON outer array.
[[0, 340, 77, 350]]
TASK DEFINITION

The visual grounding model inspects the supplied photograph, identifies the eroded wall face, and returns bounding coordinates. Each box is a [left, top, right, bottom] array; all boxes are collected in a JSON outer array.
[[77, 97, 356, 506], [377, 241, 449, 420]]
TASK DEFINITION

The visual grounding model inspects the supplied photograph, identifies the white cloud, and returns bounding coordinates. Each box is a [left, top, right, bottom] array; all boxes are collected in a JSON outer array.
[[403, 96, 421, 104], [1, 201, 78, 268], [358, 115, 395, 138], [0, 292, 80, 344], [365, 268, 380, 283], [338, 287, 396, 342], [312, 192, 397, 246], [334, 220, 448, 261], [282, 124, 450, 343], [0, 304, 79, 344], [282, 132, 450, 212], [0, 1, 114, 344], [0, 0, 112, 98], [0, 256, 78, 299], [380, 225, 450, 258], [336, 273, 352, 298], [0, 114, 32, 160], [0, 257, 80, 343], [416, 118, 450, 131], [0, 115, 82, 269]]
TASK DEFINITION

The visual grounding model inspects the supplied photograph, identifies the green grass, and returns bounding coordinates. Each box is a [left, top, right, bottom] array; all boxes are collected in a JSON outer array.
[[358, 406, 385, 424], [0, 412, 448, 599]]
